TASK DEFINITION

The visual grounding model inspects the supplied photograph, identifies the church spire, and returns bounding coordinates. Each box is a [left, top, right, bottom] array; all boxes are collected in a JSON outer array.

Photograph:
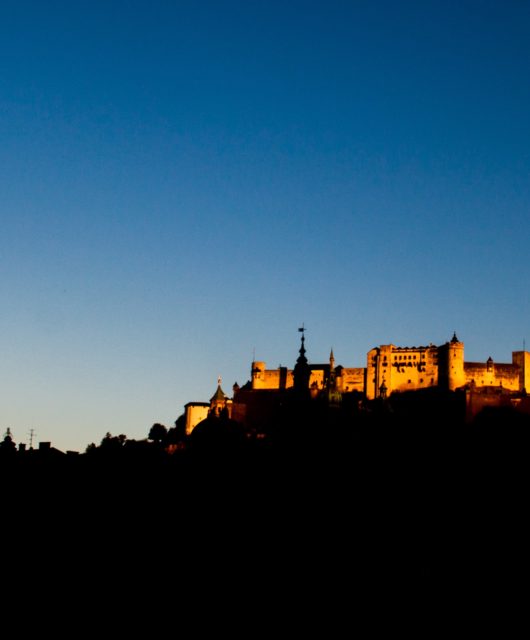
[[296, 325, 307, 367], [327, 347, 342, 407], [293, 325, 310, 393], [209, 377, 228, 416]]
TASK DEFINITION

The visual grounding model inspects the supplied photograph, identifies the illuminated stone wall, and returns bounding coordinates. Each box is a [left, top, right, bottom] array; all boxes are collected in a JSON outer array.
[[246, 341, 530, 401], [251, 362, 293, 390], [366, 344, 439, 400], [464, 362, 519, 390], [249, 359, 366, 395], [184, 403, 209, 435], [337, 367, 365, 393], [512, 351, 530, 391]]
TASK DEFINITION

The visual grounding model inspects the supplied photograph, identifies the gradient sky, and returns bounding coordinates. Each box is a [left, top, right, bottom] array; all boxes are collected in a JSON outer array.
[[1, 0, 529, 451]]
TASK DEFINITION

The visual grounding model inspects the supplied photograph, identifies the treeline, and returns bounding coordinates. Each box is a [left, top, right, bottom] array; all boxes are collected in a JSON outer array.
[[2, 402, 529, 584]]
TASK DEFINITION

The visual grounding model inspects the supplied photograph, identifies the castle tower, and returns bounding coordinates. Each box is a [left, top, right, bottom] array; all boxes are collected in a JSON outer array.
[[512, 350, 530, 392], [251, 361, 266, 389], [210, 378, 230, 417], [327, 348, 336, 392], [438, 332, 465, 391], [366, 347, 380, 400], [326, 348, 342, 406]]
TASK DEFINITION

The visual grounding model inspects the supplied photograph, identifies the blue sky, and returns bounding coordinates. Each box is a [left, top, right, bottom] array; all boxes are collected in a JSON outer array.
[[1, 1, 529, 451]]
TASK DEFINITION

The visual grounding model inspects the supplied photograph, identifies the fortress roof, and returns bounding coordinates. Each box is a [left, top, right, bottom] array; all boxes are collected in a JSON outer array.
[[210, 384, 227, 402]]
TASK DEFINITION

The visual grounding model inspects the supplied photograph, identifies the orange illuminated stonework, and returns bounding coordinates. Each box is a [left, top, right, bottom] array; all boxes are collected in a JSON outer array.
[[183, 332, 530, 431]]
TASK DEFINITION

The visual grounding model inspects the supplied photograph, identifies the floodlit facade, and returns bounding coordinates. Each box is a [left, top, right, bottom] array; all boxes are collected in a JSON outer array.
[[183, 332, 530, 431]]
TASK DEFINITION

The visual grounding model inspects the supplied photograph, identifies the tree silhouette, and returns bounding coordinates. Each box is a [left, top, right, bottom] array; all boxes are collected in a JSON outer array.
[[99, 432, 126, 453], [148, 423, 167, 444], [85, 442, 97, 454]]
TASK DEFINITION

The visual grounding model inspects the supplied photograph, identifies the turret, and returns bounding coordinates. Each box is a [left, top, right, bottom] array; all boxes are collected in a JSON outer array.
[[326, 348, 342, 406], [438, 333, 465, 391], [251, 361, 266, 389], [512, 350, 530, 392], [210, 378, 230, 417]]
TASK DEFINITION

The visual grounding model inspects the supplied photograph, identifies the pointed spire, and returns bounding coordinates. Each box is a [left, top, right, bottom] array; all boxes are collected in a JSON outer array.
[[296, 324, 307, 366], [294, 325, 310, 392], [327, 348, 342, 406], [210, 378, 229, 417], [451, 332, 459, 343], [210, 380, 226, 402]]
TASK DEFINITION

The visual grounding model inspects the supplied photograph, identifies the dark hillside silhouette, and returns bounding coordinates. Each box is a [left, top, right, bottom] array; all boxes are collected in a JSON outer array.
[[3, 396, 530, 588]]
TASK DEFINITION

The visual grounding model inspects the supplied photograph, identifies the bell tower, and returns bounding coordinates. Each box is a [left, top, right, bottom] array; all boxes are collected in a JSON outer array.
[[293, 325, 310, 394]]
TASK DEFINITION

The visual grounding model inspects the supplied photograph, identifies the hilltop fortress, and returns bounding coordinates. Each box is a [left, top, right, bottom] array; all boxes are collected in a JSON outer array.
[[183, 332, 530, 434], [249, 332, 530, 397]]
